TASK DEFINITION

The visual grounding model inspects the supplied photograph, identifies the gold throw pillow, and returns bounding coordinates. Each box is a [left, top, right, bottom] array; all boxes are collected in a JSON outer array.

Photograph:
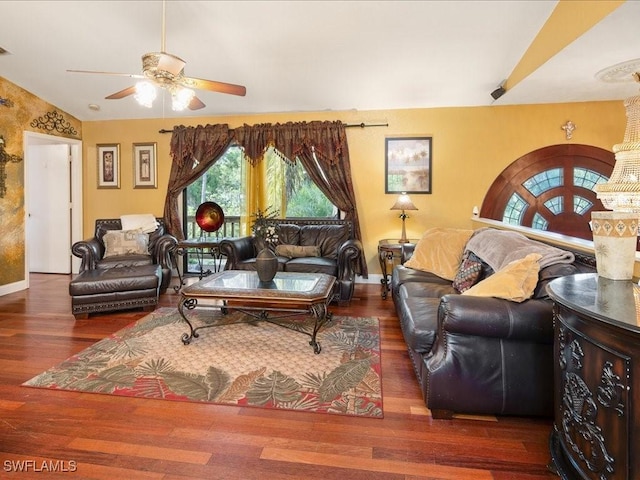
[[462, 253, 541, 302], [404, 227, 474, 280]]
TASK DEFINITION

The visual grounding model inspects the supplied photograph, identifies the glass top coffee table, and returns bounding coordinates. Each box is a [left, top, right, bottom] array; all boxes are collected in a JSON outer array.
[[178, 270, 336, 353]]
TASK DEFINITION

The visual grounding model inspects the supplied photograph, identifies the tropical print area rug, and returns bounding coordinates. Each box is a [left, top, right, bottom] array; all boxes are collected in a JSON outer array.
[[24, 307, 383, 418]]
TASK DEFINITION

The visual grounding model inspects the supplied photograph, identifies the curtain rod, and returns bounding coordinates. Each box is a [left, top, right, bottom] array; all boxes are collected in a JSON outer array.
[[158, 122, 388, 134]]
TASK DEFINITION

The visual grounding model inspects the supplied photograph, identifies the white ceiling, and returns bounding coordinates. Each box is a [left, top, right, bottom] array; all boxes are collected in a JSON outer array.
[[2, 1, 640, 122]]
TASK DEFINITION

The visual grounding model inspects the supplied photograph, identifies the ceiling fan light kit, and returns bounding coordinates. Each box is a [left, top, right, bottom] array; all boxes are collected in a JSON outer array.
[[67, 1, 246, 112], [134, 81, 157, 108]]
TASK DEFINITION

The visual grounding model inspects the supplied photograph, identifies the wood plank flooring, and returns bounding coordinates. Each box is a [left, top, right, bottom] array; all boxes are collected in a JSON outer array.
[[0, 274, 558, 479]]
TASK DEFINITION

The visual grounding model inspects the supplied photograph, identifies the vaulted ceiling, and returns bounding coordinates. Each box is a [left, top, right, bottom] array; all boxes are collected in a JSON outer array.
[[1, 1, 639, 121]]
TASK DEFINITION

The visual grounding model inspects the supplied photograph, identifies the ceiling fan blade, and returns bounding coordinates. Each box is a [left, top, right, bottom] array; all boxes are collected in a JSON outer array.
[[105, 85, 137, 100], [182, 76, 247, 96], [67, 69, 144, 79], [188, 96, 206, 110]]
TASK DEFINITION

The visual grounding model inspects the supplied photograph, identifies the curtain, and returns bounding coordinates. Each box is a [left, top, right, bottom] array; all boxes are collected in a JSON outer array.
[[233, 120, 367, 276], [165, 120, 368, 277], [292, 122, 368, 277], [163, 124, 234, 240]]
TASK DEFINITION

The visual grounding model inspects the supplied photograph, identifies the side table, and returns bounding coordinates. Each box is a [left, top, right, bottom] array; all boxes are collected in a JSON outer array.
[[378, 239, 418, 299], [173, 238, 224, 291]]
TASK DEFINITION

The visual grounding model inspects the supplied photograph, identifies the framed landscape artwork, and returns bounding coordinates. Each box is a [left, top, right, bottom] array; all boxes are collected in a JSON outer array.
[[133, 142, 157, 189], [385, 136, 432, 194], [97, 144, 120, 189]]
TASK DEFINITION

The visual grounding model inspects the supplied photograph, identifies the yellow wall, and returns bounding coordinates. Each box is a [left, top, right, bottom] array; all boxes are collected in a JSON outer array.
[[82, 101, 625, 277], [0, 77, 81, 286]]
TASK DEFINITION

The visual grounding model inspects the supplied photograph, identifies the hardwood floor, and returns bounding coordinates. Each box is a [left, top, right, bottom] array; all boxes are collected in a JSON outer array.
[[0, 274, 557, 479]]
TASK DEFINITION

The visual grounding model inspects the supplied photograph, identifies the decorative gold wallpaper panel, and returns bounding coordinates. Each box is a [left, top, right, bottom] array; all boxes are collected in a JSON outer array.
[[0, 76, 81, 286]]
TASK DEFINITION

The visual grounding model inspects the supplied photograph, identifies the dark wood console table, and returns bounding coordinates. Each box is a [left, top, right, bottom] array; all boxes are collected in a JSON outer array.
[[546, 273, 640, 480]]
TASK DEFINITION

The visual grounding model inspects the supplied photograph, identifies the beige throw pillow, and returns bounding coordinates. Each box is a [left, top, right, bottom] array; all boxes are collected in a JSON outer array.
[[103, 229, 149, 257], [462, 253, 541, 302], [275, 244, 321, 258], [404, 227, 474, 280]]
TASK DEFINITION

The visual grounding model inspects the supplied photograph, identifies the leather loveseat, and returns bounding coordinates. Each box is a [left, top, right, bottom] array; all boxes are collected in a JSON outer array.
[[219, 219, 364, 305], [391, 227, 596, 419]]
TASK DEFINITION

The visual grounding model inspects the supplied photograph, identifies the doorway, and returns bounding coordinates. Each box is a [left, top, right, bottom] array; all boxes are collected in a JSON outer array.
[[24, 132, 82, 282]]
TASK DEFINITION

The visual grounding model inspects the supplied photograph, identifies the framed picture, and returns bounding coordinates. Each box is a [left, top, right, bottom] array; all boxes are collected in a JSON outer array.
[[97, 144, 120, 189], [133, 142, 157, 189], [385, 136, 432, 194]]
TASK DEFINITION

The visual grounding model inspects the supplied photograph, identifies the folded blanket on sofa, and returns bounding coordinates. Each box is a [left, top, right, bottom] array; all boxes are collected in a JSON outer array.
[[120, 214, 159, 234], [465, 228, 574, 271]]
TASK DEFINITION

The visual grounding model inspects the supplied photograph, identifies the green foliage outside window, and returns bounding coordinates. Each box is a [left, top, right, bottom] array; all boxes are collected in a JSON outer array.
[[185, 146, 336, 232]]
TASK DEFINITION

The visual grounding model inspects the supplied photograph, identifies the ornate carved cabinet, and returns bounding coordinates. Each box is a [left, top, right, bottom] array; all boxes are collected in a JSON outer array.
[[547, 273, 640, 480]]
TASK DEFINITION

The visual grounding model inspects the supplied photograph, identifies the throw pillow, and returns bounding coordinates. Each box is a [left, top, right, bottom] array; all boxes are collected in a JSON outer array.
[[404, 227, 474, 281], [462, 253, 542, 302], [275, 244, 321, 258], [452, 250, 483, 292], [103, 229, 149, 257]]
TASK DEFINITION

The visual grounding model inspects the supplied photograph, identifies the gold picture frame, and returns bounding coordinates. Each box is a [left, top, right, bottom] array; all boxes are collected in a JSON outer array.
[[97, 144, 120, 189], [133, 142, 157, 189]]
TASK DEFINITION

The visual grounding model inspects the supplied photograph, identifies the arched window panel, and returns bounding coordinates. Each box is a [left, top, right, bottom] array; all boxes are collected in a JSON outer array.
[[574, 196, 593, 215], [532, 213, 549, 230], [543, 196, 564, 215], [502, 193, 528, 225], [522, 168, 563, 197], [481, 144, 615, 243], [573, 167, 609, 190]]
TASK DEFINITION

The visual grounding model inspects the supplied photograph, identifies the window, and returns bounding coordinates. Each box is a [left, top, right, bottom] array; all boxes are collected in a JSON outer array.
[[184, 146, 244, 239], [481, 144, 615, 242], [181, 145, 337, 273], [264, 147, 337, 218]]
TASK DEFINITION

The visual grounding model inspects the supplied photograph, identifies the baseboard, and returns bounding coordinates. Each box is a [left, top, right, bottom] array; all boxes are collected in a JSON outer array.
[[356, 273, 383, 285], [0, 279, 28, 296]]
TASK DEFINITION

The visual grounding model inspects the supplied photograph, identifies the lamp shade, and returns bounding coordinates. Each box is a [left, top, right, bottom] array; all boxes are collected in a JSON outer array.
[[390, 193, 418, 211]]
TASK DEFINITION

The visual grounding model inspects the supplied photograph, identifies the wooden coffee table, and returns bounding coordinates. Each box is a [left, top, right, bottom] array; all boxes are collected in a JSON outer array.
[[177, 270, 336, 353]]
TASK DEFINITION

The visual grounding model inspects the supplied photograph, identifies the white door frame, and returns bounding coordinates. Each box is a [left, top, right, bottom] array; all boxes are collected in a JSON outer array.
[[24, 131, 82, 286]]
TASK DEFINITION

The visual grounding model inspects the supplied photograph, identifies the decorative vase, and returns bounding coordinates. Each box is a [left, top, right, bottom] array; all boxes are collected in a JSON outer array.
[[256, 247, 278, 282], [591, 211, 638, 280]]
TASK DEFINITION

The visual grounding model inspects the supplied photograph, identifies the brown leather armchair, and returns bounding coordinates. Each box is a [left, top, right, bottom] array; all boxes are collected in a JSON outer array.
[[71, 218, 177, 293]]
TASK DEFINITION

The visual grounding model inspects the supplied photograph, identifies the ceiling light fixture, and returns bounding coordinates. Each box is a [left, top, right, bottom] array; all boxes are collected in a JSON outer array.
[[590, 62, 640, 280], [171, 86, 195, 111], [134, 81, 157, 108]]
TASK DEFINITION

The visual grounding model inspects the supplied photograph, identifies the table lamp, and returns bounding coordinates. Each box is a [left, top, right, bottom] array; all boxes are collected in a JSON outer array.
[[391, 192, 418, 243]]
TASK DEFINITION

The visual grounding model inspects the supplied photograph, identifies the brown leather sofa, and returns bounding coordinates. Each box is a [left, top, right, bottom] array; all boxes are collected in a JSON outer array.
[[219, 219, 364, 305], [71, 218, 177, 295], [391, 229, 597, 419]]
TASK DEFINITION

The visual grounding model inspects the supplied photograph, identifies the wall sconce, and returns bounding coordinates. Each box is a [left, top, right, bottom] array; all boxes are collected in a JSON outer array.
[[390, 192, 418, 243]]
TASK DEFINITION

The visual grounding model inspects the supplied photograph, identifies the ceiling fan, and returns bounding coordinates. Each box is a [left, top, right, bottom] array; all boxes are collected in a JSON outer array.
[[67, 1, 246, 111]]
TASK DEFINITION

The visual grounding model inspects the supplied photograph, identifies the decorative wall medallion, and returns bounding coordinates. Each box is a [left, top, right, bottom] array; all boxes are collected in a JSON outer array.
[[562, 120, 576, 140], [30, 110, 78, 136], [0, 135, 23, 198]]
